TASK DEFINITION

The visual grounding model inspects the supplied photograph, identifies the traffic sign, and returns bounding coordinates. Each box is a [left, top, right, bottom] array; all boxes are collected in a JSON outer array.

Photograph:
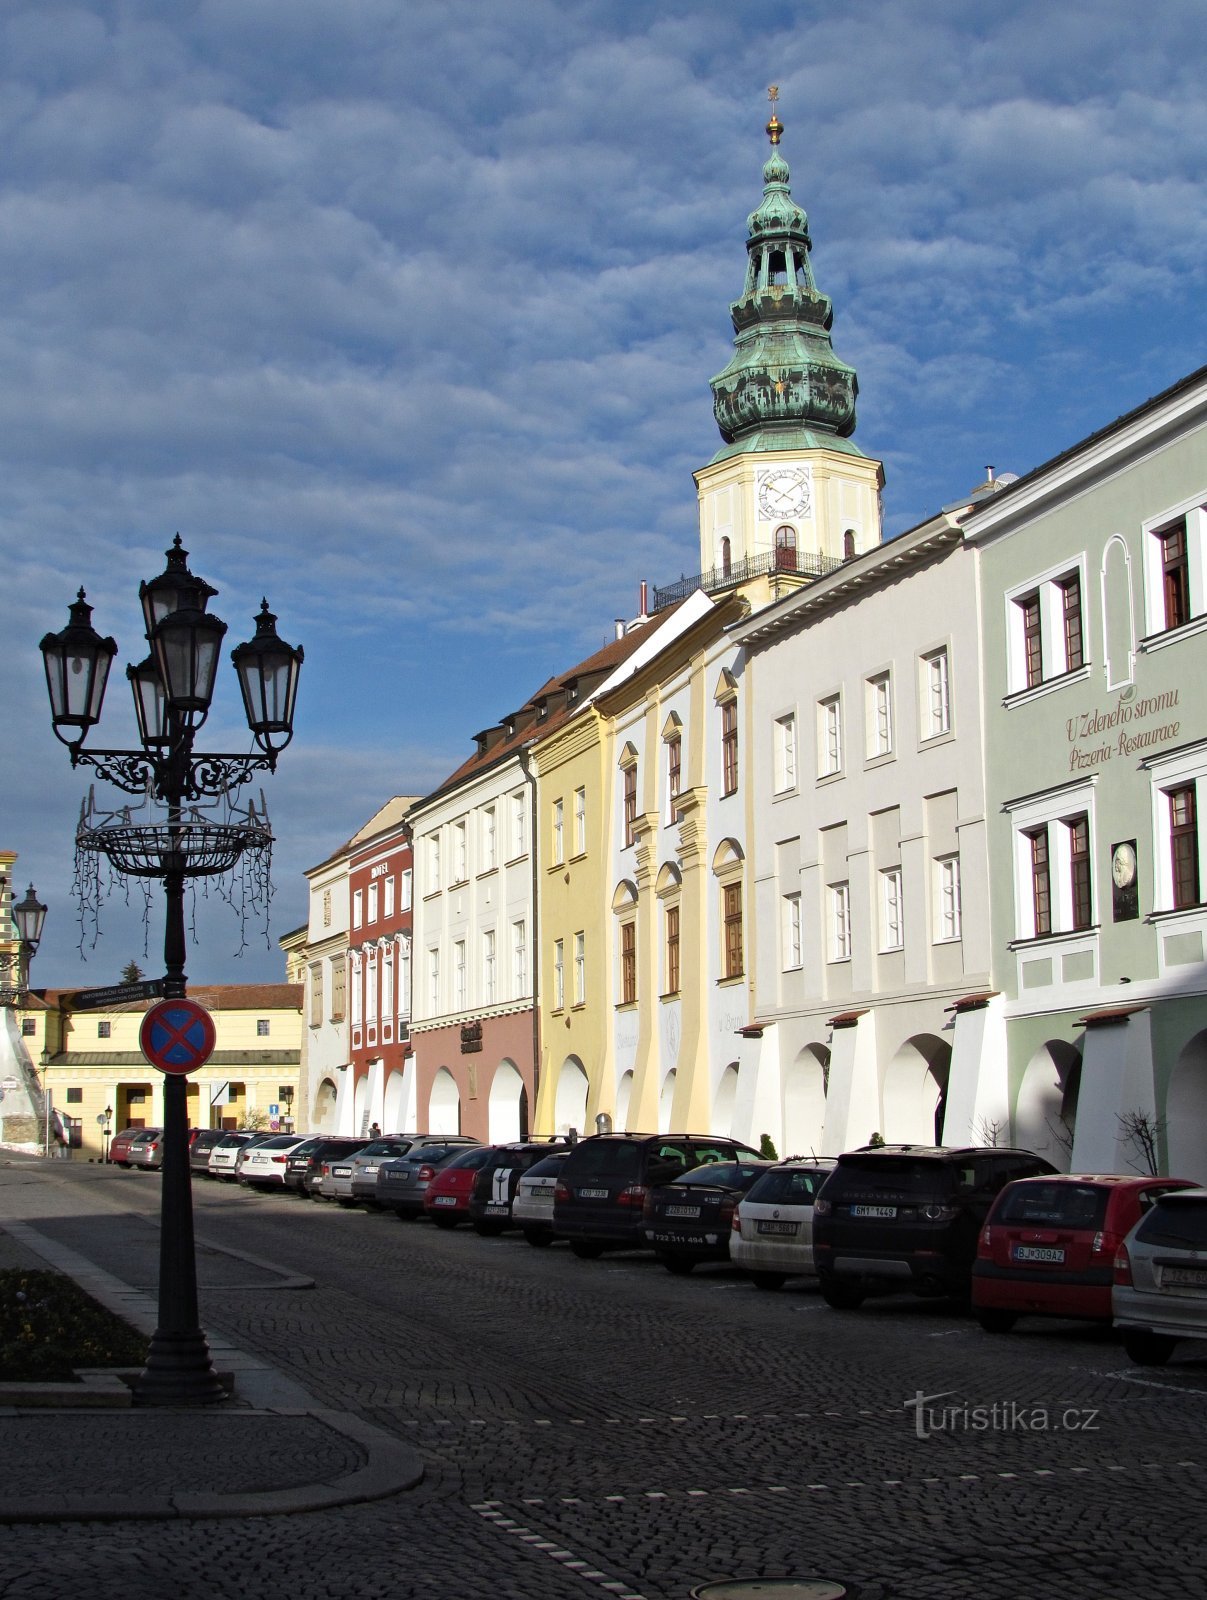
[[140, 999, 217, 1076], [69, 978, 165, 1011]]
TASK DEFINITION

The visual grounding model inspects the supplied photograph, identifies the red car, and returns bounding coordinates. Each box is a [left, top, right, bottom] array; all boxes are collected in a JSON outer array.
[[422, 1145, 497, 1228], [973, 1173, 1198, 1332]]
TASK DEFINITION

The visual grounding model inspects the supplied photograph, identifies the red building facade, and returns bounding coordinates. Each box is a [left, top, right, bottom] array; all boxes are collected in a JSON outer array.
[[347, 798, 417, 1135]]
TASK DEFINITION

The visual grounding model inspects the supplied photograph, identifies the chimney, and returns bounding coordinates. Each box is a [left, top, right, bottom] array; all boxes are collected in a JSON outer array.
[[614, 618, 625, 640], [639, 580, 649, 618]]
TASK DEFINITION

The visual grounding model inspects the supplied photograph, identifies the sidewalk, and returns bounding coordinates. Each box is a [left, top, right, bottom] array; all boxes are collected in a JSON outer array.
[[0, 1160, 424, 1523]]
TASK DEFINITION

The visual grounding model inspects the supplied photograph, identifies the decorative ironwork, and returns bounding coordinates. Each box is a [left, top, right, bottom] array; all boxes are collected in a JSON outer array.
[[652, 545, 845, 611], [72, 747, 276, 801], [0, 952, 26, 1008]]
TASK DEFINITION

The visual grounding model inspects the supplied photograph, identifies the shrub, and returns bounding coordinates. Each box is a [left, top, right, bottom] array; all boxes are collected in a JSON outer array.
[[0, 1268, 147, 1382]]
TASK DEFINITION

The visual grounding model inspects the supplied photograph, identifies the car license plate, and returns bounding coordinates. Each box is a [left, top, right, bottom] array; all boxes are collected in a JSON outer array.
[[1162, 1265, 1207, 1288], [757, 1220, 798, 1236], [333, 1166, 351, 1176], [362, 1165, 378, 1176], [579, 1188, 608, 1199], [666, 1206, 701, 1219], [433, 1196, 458, 1207], [485, 1203, 508, 1215], [851, 1204, 897, 1218], [1014, 1245, 1065, 1263]]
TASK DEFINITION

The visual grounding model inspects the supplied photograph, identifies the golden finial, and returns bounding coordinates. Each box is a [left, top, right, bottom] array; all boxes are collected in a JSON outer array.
[[766, 84, 783, 145]]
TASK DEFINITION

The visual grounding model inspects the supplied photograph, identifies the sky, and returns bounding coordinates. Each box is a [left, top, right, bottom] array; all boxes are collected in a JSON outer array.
[[3, 0, 1204, 988]]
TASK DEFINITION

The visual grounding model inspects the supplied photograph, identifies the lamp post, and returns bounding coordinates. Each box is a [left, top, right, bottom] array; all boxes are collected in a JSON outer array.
[[281, 1084, 295, 1132], [0, 883, 48, 1005], [39, 536, 302, 1406], [102, 1103, 113, 1164]]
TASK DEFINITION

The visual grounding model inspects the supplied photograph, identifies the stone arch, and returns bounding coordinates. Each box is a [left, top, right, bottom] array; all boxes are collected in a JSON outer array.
[[353, 1073, 370, 1134], [655, 862, 682, 896], [784, 1044, 829, 1157], [616, 1069, 635, 1131], [713, 1062, 739, 1136], [711, 837, 744, 875], [428, 1067, 461, 1135], [1014, 1040, 1082, 1171], [554, 1056, 588, 1137], [658, 1068, 677, 1134], [313, 1077, 338, 1132], [383, 1069, 407, 1134], [489, 1059, 526, 1144], [1165, 1030, 1207, 1182], [881, 1034, 951, 1145], [612, 879, 639, 914]]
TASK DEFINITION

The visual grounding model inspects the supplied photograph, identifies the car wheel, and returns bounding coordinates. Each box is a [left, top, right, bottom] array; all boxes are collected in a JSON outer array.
[[976, 1309, 1018, 1335], [661, 1255, 695, 1276], [430, 1213, 459, 1229], [1124, 1330, 1177, 1367], [523, 1227, 553, 1248], [570, 1241, 604, 1260], [819, 1275, 864, 1310], [750, 1272, 787, 1291]]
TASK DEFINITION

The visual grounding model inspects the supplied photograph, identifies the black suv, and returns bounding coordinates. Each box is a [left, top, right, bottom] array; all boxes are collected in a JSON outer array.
[[283, 1135, 370, 1196], [468, 1141, 570, 1235], [553, 1133, 762, 1258], [811, 1144, 1056, 1308]]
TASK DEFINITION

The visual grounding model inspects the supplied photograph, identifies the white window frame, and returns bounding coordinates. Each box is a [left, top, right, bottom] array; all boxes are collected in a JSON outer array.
[[828, 881, 851, 963], [1145, 738, 1207, 913], [482, 929, 496, 1004], [350, 953, 363, 1027], [1141, 499, 1207, 641], [574, 931, 586, 1005], [453, 819, 467, 883], [401, 868, 413, 911], [921, 647, 952, 739], [383, 875, 395, 919], [427, 948, 440, 1014], [774, 713, 797, 792], [352, 887, 363, 929], [935, 854, 962, 943], [1006, 779, 1098, 941], [880, 866, 903, 951], [512, 918, 528, 997], [398, 936, 411, 1021], [553, 938, 565, 1011], [553, 798, 565, 866], [1004, 558, 1089, 697], [482, 807, 497, 871], [366, 947, 378, 1026], [867, 672, 893, 760], [429, 833, 441, 893], [574, 787, 586, 855], [818, 694, 843, 777], [782, 891, 802, 970], [511, 793, 526, 860], [454, 940, 467, 1010], [367, 881, 379, 924]]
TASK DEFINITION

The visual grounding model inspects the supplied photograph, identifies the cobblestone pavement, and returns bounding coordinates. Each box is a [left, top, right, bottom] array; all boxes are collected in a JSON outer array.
[[3, 1155, 1206, 1599]]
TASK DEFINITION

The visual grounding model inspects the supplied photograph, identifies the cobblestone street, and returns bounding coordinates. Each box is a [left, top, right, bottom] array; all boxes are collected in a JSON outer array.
[[3, 1159, 1206, 1599]]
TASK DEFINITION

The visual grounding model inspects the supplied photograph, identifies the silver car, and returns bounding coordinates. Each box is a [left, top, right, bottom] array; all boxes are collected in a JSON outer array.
[[513, 1151, 571, 1246], [1114, 1186, 1207, 1365], [319, 1138, 424, 1205], [375, 1137, 482, 1216], [730, 1159, 837, 1290]]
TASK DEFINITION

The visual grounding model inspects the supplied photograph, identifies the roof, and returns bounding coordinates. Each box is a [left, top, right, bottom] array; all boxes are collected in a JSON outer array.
[[49, 1050, 300, 1067], [40, 983, 303, 1014]]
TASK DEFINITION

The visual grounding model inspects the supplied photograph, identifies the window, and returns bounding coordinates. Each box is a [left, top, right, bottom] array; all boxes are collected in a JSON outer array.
[[511, 793, 526, 859], [309, 965, 323, 1027], [66, 1087, 82, 1104], [667, 734, 682, 819], [331, 957, 346, 1021], [398, 939, 410, 1020], [880, 867, 903, 951], [454, 940, 466, 1009], [512, 919, 528, 996], [428, 949, 440, 1013], [868, 673, 893, 758], [351, 954, 363, 1027], [665, 904, 680, 995], [322, 887, 332, 927], [723, 882, 744, 979], [482, 808, 497, 871], [620, 921, 636, 1005], [936, 855, 962, 942], [922, 648, 951, 737], [257, 1019, 270, 1037], [721, 700, 739, 795], [818, 695, 843, 776], [453, 819, 467, 882], [623, 762, 638, 847], [782, 892, 802, 970], [1006, 565, 1088, 693], [573, 931, 585, 1005], [482, 930, 496, 1003], [553, 939, 565, 1010], [1028, 827, 1052, 936], [1160, 519, 1190, 631], [366, 950, 378, 1026], [367, 881, 379, 923], [1069, 814, 1092, 929], [97, 1020, 111, 1039], [1009, 787, 1097, 940], [383, 875, 395, 919], [1169, 785, 1199, 908], [401, 868, 413, 910], [574, 787, 586, 855], [553, 798, 564, 866], [21, 1018, 36, 1036], [352, 888, 363, 928], [429, 834, 441, 891], [775, 714, 797, 792], [828, 882, 851, 962]]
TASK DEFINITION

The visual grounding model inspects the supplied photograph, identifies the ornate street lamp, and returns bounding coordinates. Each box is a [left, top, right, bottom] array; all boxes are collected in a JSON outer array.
[[0, 883, 47, 1006], [39, 537, 302, 1406]]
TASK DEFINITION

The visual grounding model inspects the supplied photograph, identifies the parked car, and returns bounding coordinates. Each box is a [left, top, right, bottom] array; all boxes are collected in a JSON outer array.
[[188, 1129, 226, 1174], [238, 1134, 308, 1188], [422, 1145, 499, 1227], [513, 1151, 573, 1245], [973, 1173, 1198, 1332], [553, 1134, 762, 1259], [208, 1131, 258, 1181], [1114, 1187, 1207, 1365], [110, 1126, 164, 1168], [376, 1137, 483, 1217], [729, 1159, 837, 1289], [319, 1138, 420, 1204], [306, 1137, 374, 1198], [643, 1159, 772, 1273], [468, 1142, 571, 1235], [125, 1128, 169, 1170], [811, 1144, 1057, 1309], [282, 1136, 329, 1194]]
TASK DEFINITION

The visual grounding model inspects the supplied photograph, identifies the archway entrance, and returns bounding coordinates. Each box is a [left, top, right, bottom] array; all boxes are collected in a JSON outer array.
[[554, 1058, 588, 1137], [429, 1067, 461, 1134], [1165, 1031, 1207, 1183], [881, 1036, 951, 1145], [712, 1063, 739, 1136], [1014, 1042, 1081, 1171], [489, 1060, 526, 1144], [784, 1045, 828, 1157]]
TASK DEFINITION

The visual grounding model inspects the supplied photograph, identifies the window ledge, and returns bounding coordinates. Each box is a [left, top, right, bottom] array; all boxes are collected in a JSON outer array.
[[716, 974, 745, 987], [772, 785, 799, 801], [1003, 663, 1091, 709], [1008, 925, 1100, 953], [816, 769, 844, 786], [660, 990, 681, 1002], [864, 751, 895, 770], [918, 728, 955, 748], [1140, 614, 1207, 654], [1146, 903, 1207, 926], [614, 1000, 638, 1013]]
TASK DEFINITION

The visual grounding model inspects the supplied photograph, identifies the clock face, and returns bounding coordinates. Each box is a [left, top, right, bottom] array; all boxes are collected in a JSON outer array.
[[1112, 843, 1137, 889], [758, 466, 812, 521]]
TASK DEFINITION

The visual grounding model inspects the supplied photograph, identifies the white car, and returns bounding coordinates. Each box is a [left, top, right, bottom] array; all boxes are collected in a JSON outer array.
[[207, 1132, 257, 1181], [1114, 1186, 1207, 1365], [513, 1151, 571, 1246], [730, 1159, 837, 1290], [239, 1134, 308, 1187]]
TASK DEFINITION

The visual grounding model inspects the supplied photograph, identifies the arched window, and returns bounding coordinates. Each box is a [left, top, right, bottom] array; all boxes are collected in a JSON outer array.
[[775, 525, 797, 572], [721, 536, 732, 577], [844, 529, 856, 559]]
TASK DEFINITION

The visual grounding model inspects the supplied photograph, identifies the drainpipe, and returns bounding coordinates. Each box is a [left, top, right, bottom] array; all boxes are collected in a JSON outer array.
[[518, 747, 540, 1132]]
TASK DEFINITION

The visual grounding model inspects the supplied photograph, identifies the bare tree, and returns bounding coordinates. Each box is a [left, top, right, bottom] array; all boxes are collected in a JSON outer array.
[[1118, 1109, 1165, 1177], [975, 1115, 1007, 1148], [1046, 1114, 1075, 1158]]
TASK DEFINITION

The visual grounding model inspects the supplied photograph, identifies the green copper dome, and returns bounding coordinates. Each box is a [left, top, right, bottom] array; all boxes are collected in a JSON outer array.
[[709, 118, 864, 463]]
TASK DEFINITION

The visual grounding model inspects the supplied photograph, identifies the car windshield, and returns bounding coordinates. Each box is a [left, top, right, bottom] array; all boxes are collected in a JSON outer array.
[[1136, 1197, 1207, 1250], [672, 1163, 764, 1189], [359, 1140, 413, 1158], [997, 1182, 1110, 1228], [746, 1168, 826, 1205]]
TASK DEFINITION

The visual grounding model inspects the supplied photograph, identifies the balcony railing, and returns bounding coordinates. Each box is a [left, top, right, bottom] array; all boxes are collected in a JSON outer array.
[[652, 547, 846, 612]]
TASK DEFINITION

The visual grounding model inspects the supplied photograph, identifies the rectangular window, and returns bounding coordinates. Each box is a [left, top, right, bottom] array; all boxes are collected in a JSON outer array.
[[366, 953, 378, 1026], [553, 798, 564, 866], [512, 919, 528, 996], [331, 957, 346, 1021], [828, 882, 851, 962], [782, 892, 802, 970], [620, 921, 636, 1004], [352, 887, 363, 928], [721, 700, 739, 796], [553, 939, 565, 1010], [667, 735, 682, 819], [97, 1020, 111, 1039], [924, 649, 951, 737], [21, 1018, 36, 1036], [1169, 785, 1200, 908], [482, 808, 497, 871], [880, 867, 903, 951], [868, 674, 893, 758], [1029, 827, 1052, 937], [1068, 813, 1092, 929], [623, 763, 637, 847], [429, 834, 441, 892], [936, 855, 962, 942], [1022, 593, 1043, 687], [454, 940, 466, 1009], [66, 1087, 82, 1104], [574, 931, 585, 1005], [1008, 566, 1090, 691], [401, 868, 412, 910], [482, 930, 496, 1004], [398, 939, 410, 1020], [819, 695, 842, 776], [309, 966, 323, 1027], [665, 904, 680, 995], [775, 714, 797, 792], [723, 882, 744, 978], [1161, 521, 1190, 631], [574, 787, 586, 855], [1061, 574, 1084, 671], [351, 957, 363, 1027], [454, 819, 467, 882], [257, 1019, 270, 1037], [383, 875, 395, 919], [511, 794, 526, 859], [428, 949, 440, 1013], [367, 881, 379, 923]]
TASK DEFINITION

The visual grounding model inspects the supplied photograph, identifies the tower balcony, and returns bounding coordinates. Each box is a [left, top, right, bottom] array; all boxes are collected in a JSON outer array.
[[651, 545, 844, 613]]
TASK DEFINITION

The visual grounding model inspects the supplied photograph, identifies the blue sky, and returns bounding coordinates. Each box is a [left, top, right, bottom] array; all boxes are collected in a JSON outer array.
[[3, 0, 1204, 986]]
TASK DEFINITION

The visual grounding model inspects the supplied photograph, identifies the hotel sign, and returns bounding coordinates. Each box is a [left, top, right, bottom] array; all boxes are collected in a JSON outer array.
[[1066, 687, 1180, 774]]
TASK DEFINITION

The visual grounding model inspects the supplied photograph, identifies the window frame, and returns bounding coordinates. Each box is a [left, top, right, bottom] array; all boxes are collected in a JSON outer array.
[[774, 712, 797, 793], [619, 919, 637, 1006], [721, 698, 739, 797], [880, 866, 904, 952], [828, 881, 851, 963], [935, 854, 963, 943], [921, 646, 952, 739], [818, 693, 843, 778], [1004, 560, 1090, 698], [782, 891, 802, 971], [1007, 781, 1098, 942], [867, 671, 893, 760]]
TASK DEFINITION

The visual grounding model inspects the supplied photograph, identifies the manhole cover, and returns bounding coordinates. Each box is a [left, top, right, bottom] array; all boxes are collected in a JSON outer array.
[[691, 1583, 850, 1600]]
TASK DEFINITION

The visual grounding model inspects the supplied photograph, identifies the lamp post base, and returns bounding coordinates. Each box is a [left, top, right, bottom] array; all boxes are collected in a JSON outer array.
[[131, 1329, 229, 1407]]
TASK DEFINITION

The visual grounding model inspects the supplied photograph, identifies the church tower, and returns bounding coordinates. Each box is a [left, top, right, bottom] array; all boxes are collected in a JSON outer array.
[[695, 94, 884, 593]]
